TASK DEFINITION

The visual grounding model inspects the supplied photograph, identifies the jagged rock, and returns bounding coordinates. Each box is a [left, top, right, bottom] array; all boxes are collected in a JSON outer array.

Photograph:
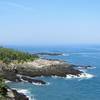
[[7, 88, 29, 100], [21, 76, 46, 84], [0, 59, 82, 78]]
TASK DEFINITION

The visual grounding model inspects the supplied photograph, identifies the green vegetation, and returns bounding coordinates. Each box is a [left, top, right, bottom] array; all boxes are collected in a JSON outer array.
[[0, 47, 39, 64], [0, 76, 7, 99]]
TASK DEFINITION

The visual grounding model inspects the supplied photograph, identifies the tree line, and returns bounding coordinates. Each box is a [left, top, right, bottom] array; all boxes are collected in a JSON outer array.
[[0, 47, 39, 64]]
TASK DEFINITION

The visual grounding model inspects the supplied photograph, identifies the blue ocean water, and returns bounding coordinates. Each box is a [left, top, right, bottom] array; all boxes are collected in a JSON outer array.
[[7, 45, 100, 100]]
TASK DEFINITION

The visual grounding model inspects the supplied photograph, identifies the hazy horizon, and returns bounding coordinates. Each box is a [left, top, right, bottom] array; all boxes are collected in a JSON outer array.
[[0, 0, 100, 46]]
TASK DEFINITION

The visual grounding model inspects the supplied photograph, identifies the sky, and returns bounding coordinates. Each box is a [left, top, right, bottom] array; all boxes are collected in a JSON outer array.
[[0, 0, 100, 46]]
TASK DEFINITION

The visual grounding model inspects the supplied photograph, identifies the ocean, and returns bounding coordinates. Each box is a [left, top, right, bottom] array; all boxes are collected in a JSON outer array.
[[7, 45, 100, 100]]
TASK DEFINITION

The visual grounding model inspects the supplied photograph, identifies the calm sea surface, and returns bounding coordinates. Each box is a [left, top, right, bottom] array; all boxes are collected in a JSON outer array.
[[7, 45, 100, 100]]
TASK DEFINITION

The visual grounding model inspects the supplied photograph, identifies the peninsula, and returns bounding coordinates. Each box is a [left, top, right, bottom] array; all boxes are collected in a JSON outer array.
[[0, 47, 87, 100]]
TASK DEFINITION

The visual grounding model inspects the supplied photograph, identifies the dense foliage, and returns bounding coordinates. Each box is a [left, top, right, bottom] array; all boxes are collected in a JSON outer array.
[[0, 76, 7, 99], [0, 47, 39, 64]]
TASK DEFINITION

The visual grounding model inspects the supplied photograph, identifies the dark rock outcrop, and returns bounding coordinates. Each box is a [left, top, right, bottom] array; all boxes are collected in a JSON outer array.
[[1, 69, 46, 85], [12, 90, 29, 100], [0, 87, 29, 100], [6, 88, 29, 100], [0, 59, 83, 82], [33, 52, 63, 56], [21, 76, 46, 84], [15, 63, 81, 77]]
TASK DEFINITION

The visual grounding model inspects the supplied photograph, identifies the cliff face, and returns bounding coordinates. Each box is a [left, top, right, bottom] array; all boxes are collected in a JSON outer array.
[[15, 62, 81, 77], [0, 59, 81, 79]]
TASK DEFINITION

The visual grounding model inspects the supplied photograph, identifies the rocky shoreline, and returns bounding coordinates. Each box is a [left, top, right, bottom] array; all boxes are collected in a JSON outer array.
[[0, 58, 91, 100], [6, 88, 29, 100], [0, 59, 85, 81], [0, 59, 82, 79]]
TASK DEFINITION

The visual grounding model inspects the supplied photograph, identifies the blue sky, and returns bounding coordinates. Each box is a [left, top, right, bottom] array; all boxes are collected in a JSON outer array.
[[0, 0, 100, 46]]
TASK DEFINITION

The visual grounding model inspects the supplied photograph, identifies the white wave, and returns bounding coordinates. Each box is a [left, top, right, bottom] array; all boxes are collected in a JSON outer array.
[[51, 72, 94, 80], [17, 89, 29, 94], [51, 75, 59, 79], [5, 80, 11, 83], [12, 88, 36, 100], [77, 66, 96, 72], [87, 66, 96, 69], [79, 73, 94, 79], [32, 82, 43, 86], [62, 53, 69, 56], [32, 82, 50, 86], [66, 72, 94, 79]]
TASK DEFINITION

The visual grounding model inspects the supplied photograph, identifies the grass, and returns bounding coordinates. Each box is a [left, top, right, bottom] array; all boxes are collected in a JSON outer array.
[[0, 47, 39, 64]]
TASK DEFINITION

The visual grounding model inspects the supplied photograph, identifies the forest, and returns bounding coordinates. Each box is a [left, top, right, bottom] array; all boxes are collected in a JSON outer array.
[[0, 47, 39, 64]]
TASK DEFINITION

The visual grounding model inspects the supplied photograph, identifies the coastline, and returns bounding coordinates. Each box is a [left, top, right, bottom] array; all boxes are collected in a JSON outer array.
[[0, 59, 82, 80], [0, 57, 94, 82], [0, 50, 94, 100]]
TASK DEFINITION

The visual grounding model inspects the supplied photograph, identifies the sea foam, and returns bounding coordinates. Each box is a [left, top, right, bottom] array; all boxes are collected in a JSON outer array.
[[51, 72, 94, 80], [66, 72, 94, 79], [32, 82, 43, 86], [13, 88, 36, 100], [17, 89, 29, 94]]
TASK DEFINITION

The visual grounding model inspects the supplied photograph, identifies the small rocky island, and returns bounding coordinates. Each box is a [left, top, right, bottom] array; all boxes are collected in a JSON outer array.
[[0, 47, 90, 100], [33, 52, 64, 56]]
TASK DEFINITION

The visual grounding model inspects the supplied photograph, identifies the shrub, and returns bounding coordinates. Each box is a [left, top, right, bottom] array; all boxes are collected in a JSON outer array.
[[0, 47, 39, 64]]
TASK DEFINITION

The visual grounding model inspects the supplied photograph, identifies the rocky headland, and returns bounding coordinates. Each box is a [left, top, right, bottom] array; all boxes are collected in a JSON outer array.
[[0, 59, 82, 82], [0, 47, 92, 100]]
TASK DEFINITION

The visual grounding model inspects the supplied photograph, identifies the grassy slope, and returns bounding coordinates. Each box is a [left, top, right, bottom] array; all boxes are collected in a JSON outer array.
[[0, 47, 39, 64]]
